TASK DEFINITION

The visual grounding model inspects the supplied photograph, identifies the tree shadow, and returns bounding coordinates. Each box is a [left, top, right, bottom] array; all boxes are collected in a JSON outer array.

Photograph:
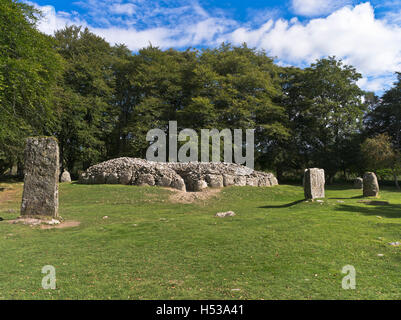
[[325, 185, 354, 190], [335, 202, 401, 219], [329, 195, 364, 200], [259, 199, 305, 209]]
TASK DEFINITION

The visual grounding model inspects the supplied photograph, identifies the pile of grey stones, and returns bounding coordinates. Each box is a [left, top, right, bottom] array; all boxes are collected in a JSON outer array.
[[79, 157, 278, 192]]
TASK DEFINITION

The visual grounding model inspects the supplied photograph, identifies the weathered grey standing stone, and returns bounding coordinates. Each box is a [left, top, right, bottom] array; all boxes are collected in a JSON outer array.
[[21, 137, 59, 217], [60, 170, 71, 183], [354, 177, 363, 189], [304, 168, 325, 200], [363, 172, 379, 197]]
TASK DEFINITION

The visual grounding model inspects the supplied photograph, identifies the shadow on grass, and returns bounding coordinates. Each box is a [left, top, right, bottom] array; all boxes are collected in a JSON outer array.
[[329, 195, 364, 200], [0, 187, 5, 192], [259, 199, 305, 209], [335, 202, 401, 219]]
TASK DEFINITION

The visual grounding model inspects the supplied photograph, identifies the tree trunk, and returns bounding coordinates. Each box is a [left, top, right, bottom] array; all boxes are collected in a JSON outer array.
[[393, 171, 400, 189], [276, 165, 283, 182]]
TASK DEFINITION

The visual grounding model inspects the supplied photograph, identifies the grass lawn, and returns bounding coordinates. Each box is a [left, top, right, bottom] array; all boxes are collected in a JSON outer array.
[[0, 182, 400, 300]]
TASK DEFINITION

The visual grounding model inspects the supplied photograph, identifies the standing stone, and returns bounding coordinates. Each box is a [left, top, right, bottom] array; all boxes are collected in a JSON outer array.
[[21, 137, 59, 217], [353, 177, 363, 189], [363, 172, 379, 197], [60, 170, 72, 183], [304, 168, 325, 200]]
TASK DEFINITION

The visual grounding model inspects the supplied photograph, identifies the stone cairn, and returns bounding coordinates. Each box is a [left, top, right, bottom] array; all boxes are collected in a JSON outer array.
[[363, 172, 379, 197], [304, 168, 325, 200], [60, 170, 72, 183], [353, 177, 363, 189], [79, 157, 278, 192], [21, 137, 59, 217]]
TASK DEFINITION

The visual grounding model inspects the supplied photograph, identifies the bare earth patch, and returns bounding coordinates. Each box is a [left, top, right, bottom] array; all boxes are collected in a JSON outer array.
[[7, 217, 81, 229], [167, 187, 221, 204], [40, 221, 81, 229]]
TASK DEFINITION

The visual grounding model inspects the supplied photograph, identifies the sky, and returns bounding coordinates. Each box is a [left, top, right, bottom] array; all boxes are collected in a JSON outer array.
[[25, 0, 401, 94]]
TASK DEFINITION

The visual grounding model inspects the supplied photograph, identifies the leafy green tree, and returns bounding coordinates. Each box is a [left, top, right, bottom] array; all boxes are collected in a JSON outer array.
[[281, 57, 366, 182], [53, 26, 118, 172], [0, 0, 62, 174], [114, 44, 288, 166], [365, 73, 401, 150], [361, 133, 401, 188]]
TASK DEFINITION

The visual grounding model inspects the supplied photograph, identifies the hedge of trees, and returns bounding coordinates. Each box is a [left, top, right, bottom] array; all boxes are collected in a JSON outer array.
[[1, 0, 401, 185]]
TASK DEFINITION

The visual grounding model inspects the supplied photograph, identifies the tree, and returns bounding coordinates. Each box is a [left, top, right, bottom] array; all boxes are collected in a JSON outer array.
[[53, 26, 118, 172], [361, 133, 401, 188], [365, 73, 401, 150], [0, 0, 62, 174], [281, 57, 366, 182]]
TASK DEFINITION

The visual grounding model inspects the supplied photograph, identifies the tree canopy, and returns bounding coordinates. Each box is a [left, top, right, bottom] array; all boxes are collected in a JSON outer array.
[[1, 0, 400, 184]]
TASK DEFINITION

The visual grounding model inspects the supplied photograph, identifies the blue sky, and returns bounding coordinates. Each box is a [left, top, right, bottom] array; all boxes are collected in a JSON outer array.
[[26, 0, 401, 94]]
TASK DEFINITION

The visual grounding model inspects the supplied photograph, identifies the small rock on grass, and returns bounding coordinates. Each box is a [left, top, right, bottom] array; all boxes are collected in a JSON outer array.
[[44, 219, 60, 225], [215, 211, 236, 218]]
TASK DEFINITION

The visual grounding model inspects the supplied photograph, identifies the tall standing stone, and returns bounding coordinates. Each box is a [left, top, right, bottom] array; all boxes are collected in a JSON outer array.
[[304, 168, 325, 200], [363, 172, 379, 197], [21, 137, 59, 217]]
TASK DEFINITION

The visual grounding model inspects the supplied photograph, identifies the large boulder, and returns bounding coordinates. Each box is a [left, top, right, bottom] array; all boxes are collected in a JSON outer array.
[[363, 172, 379, 197], [205, 174, 224, 188], [21, 137, 59, 217], [304, 168, 325, 200]]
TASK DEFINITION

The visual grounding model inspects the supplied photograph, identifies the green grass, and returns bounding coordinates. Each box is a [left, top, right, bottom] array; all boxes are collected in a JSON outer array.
[[0, 182, 401, 299]]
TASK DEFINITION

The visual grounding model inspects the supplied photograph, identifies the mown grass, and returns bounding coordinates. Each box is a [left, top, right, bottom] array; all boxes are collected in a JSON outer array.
[[0, 182, 400, 299]]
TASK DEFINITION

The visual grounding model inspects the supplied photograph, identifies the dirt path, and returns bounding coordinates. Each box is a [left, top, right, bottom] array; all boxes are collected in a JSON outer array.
[[168, 187, 221, 204]]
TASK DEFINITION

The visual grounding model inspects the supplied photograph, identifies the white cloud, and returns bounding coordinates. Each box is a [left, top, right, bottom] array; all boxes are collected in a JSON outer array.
[[28, 1, 401, 93], [291, 0, 351, 17], [27, 1, 87, 34], [226, 3, 401, 91], [109, 3, 137, 16]]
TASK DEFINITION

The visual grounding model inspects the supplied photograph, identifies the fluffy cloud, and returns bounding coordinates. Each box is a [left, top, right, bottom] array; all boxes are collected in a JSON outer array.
[[228, 3, 401, 77], [28, 2, 86, 34], [28, 1, 401, 92], [291, 0, 352, 17]]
